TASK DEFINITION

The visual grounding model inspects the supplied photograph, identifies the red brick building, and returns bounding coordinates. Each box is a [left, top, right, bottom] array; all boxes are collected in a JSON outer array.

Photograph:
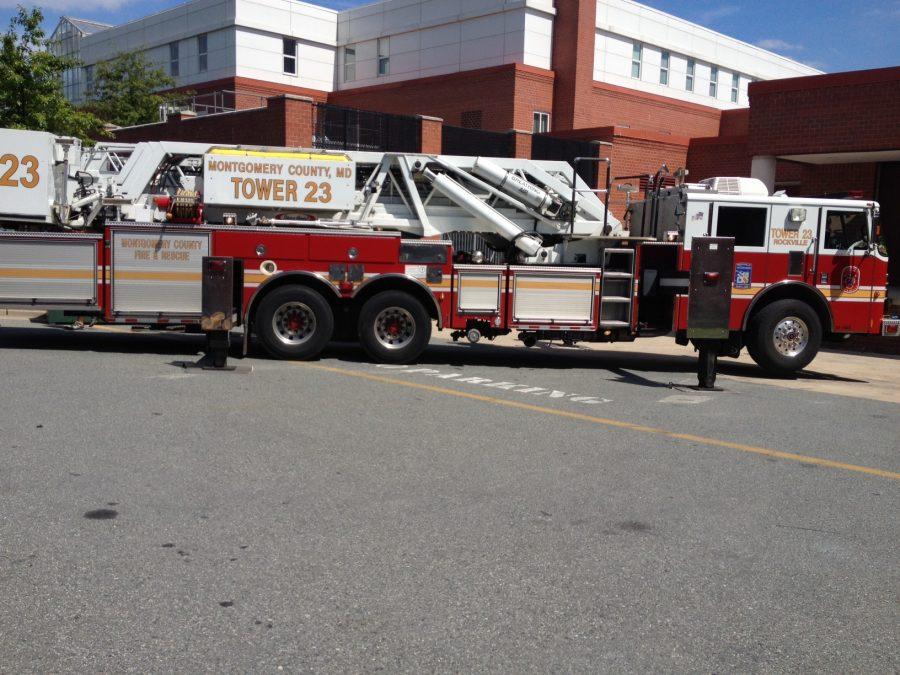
[[687, 66, 900, 285]]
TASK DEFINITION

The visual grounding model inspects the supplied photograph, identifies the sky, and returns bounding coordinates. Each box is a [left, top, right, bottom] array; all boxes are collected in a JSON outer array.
[[1, 0, 898, 74]]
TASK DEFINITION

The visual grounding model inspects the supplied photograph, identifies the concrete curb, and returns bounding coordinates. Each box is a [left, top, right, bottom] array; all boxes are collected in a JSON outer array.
[[2, 309, 45, 319]]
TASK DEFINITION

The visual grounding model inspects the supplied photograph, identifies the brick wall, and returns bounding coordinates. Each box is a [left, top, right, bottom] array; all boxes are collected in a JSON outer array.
[[688, 140, 877, 198], [112, 95, 315, 147], [175, 76, 328, 111], [512, 67, 556, 133], [587, 82, 722, 138], [606, 131, 690, 217], [748, 66, 900, 156], [686, 136, 751, 182], [552, 126, 690, 217], [784, 162, 878, 198], [418, 116, 443, 154], [329, 64, 552, 133], [719, 109, 750, 137], [509, 130, 532, 159], [551, 0, 597, 131]]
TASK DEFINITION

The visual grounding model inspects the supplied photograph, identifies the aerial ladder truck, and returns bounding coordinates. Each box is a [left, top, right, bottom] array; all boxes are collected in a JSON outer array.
[[0, 128, 894, 384]]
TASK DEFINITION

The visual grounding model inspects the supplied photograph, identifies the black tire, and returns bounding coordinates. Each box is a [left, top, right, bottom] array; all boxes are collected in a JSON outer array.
[[254, 285, 334, 360], [357, 290, 431, 364], [746, 299, 822, 375]]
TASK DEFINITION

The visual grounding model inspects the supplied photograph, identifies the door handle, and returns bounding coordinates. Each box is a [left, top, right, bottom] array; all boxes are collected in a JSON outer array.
[[702, 272, 720, 285]]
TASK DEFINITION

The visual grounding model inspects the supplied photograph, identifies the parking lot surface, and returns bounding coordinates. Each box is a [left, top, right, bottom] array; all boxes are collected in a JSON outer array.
[[1, 320, 898, 672]]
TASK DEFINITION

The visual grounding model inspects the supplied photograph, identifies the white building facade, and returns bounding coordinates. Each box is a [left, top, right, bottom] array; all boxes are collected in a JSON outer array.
[[53, 0, 819, 116], [594, 0, 818, 110]]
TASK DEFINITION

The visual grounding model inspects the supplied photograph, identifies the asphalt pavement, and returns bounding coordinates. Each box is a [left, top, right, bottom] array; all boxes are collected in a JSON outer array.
[[0, 321, 897, 672]]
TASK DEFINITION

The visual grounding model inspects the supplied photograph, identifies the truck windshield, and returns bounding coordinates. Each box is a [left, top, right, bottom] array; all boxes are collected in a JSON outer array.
[[824, 210, 868, 250], [874, 209, 888, 257]]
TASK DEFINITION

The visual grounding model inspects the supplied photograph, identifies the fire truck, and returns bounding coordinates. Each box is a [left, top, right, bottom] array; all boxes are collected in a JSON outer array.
[[0, 128, 894, 383]]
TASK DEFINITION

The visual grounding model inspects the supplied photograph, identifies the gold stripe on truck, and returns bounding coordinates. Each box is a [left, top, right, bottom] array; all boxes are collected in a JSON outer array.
[[0, 268, 94, 279], [113, 271, 202, 282]]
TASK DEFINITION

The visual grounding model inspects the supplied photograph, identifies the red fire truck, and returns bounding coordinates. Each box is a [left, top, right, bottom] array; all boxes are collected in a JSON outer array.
[[0, 129, 894, 384]]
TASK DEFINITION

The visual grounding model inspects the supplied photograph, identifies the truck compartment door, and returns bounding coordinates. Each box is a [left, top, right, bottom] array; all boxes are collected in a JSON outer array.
[[0, 233, 99, 306], [509, 267, 600, 329], [687, 236, 734, 340], [110, 227, 210, 315]]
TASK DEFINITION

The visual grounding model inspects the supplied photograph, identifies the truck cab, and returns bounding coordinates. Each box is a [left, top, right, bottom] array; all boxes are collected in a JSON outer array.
[[629, 177, 891, 372]]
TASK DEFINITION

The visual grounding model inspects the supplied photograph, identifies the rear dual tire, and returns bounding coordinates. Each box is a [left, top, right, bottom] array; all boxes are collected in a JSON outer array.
[[255, 285, 334, 360], [357, 291, 431, 364], [254, 286, 432, 364]]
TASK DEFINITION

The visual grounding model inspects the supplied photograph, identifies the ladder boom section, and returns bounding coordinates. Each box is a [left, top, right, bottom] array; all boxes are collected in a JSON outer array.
[[419, 166, 543, 256], [0, 128, 622, 254]]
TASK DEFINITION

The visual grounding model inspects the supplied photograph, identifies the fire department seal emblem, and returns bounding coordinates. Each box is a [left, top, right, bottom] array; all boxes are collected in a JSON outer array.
[[840, 265, 861, 293]]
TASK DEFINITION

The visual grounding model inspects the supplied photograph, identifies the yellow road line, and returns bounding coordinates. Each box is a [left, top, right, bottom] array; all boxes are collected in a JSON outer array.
[[298, 362, 900, 481]]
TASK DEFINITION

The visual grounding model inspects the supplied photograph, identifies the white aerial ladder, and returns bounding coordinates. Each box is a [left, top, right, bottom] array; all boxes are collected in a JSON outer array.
[[0, 129, 620, 265]]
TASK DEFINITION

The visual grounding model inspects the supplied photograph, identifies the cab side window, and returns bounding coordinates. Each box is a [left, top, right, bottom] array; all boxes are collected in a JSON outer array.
[[824, 210, 868, 250], [715, 206, 767, 247]]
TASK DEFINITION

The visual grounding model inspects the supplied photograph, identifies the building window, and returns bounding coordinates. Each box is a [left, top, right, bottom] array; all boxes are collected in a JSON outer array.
[[659, 50, 669, 85], [631, 42, 642, 79], [709, 65, 718, 98], [169, 42, 179, 77], [198, 34, 208, 73], [283, 38, 297, 75], [461, 110, 483, 129], [730, 72, 739, 103], [343, 46, 356, 82], [377, 37, 389, 76], [532, 111, 550, 133], [716, 206, 767, 247], [686, 58, 695, 92], [83, 64, 94, 97]]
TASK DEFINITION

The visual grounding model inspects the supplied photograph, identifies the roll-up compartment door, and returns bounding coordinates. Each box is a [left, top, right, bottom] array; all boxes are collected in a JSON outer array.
[[111, 229, 209, 314], [0, 233, 98, 304]]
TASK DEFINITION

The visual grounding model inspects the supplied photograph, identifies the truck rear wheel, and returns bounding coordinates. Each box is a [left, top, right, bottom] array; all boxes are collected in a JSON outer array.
[[746, 299, 822, 375], [255, 285, 334, 360], [357, 290, 431, 364]]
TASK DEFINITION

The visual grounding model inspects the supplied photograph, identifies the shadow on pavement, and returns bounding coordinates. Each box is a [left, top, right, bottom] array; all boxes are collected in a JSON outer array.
[[326, 339, 867, 384], [0, 324, 867, 385], [0, 324, 210, 357]]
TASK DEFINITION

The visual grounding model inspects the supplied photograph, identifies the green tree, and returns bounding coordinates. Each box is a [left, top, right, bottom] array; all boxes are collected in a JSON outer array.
[[0, 6, 104, 139], [85, 51, 184, 127]]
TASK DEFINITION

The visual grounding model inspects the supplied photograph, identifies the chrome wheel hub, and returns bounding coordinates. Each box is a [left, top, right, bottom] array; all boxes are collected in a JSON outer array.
[[773, 316, 809, 357], [374, 307, 415, 350], [273, 301, 316, 345]]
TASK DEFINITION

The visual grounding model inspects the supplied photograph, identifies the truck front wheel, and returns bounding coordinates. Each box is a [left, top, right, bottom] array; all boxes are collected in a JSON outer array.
[[357, 291, 431, 364], [746, 299, 822, 375], [255, 285, 334, 360]]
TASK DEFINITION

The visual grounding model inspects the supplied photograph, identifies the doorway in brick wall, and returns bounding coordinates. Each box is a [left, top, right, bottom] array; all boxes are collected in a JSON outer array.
[[876, 162, 900, 294]]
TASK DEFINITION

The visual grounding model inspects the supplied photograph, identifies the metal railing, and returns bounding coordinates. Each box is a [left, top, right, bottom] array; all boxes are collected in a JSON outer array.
[[159, 90, 269, 121], [532, 134, 604, 186], [441, 126, 514, 157], [313, 104, 421, 152]]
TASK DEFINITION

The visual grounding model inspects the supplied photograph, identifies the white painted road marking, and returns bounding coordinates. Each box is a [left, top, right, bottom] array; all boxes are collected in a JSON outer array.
[[374, 365, 612, 405], [658, 394, 711, 405]]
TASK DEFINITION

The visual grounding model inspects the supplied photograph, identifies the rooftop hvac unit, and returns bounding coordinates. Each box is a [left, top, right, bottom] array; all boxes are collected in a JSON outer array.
[[698, 177, 769, 197]]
